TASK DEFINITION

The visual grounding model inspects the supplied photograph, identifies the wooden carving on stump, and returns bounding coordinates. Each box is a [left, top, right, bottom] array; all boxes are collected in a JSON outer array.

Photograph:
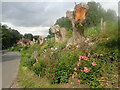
[[39, 36, 44, 45], [50, 25, 67, 42], [66, 3, 88, 45]]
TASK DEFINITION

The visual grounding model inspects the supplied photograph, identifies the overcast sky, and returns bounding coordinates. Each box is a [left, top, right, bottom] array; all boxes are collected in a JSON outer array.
[[1, 0, 119, 37]]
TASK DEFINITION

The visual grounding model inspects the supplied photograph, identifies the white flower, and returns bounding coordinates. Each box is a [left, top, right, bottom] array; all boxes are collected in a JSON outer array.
[[55, 48, 57, 50], [51, 48, 54, 50], [44, 49, 46, 52], [76, 45, 79, 48], [51, 52, 54, 55]]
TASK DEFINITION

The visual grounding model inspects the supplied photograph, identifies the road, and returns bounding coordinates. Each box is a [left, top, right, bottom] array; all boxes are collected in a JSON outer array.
[[0, 51, 21, 89]]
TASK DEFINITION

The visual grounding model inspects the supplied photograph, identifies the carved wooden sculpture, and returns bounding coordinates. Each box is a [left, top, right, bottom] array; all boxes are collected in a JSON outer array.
[[66, 3, 88, 44], [50, 25, 67, 42], [39, 36, 44, 45]]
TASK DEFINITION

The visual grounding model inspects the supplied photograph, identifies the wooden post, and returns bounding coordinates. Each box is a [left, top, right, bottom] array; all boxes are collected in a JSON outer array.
[[101, 18, 103, 31]]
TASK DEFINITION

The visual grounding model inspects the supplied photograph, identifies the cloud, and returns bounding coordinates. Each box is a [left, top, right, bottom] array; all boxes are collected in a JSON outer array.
[[2, 1, 118, 37], [2, 2, 74, 27], [2, 22, 50, 37]]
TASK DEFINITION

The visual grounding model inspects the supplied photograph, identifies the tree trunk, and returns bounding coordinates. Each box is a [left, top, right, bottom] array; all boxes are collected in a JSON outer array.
[[66, 3, 88, 45]]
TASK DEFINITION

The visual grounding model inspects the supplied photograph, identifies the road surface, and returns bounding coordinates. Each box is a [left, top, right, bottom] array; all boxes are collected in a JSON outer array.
[[0, 51, 21, 88]]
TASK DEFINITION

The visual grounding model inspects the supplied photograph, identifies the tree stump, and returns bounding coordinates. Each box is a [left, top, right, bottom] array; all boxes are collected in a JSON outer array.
[[39, 36, 44, 45], [66, 3, 88, 45], [50, 25, 67, 42]]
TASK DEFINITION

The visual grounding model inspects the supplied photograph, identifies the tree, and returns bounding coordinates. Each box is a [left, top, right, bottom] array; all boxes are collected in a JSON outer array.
[[33, 35, 39, 41], [85, 2, 106, 27], [66, 3, 88, 45], [23, 33, 33, 40], [105, 9, 117, 21], [10, 29, 22, 45], [55, 17, 72, 29], [1, 24, 22, 49]]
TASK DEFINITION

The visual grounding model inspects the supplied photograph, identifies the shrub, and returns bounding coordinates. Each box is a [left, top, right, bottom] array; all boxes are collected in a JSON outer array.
[[46, 62, 71, 84], [31, 60, 46, 77]]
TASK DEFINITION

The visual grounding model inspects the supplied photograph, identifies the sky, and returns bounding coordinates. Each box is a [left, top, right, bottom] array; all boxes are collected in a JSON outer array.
[[1, 0, 119, 37]]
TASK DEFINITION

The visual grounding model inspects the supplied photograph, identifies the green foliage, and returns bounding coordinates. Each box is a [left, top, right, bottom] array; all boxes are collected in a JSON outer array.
[[14, 2, 118, 88], [48, 17, 72, 38], [84, 25, 101, 37], [24, 33, 33, 40], [85, 2, 117, 27], [66, 29, 73, 38], [1, 24, 22, 49], [33, 35, 39, 41], [55, 17, 72, 29]]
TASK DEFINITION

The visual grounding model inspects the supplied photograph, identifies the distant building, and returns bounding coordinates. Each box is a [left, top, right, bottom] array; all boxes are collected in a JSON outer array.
[[17, 38, 31, 46]]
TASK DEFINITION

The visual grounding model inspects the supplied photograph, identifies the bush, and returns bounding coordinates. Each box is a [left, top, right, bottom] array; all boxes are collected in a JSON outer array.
[[31, 60, 46, 77], [46, 62, 70, 84]]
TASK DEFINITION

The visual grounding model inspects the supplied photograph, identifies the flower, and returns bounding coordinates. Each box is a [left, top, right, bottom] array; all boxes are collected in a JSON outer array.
[[34, 56, 36, 59], [77, 80, 80, 83], [74, 68, 77, 71], [76, 45, 79, 48], [100, 54, 104, 56], [65, 43, 72, 49], [77, 62, 81, 66], [79, 56, 89, 60], [36, 58, 39, 62], [33, 64, 35, 66], [84, 67, 89, 72], [84, 56, 88, 61], [55, 48, 58, 50], [61, 77, 64, 79], [88, 53, 91, 57], [92, 62, 97, 66], [51, 52, 54, 54], [51, 48, 54, 50], [79, 56, 84, 59], [80, 70, 84, 72]]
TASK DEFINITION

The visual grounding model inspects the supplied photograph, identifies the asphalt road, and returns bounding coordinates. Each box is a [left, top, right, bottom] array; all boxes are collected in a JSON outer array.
[[0, 51, 21, 88]]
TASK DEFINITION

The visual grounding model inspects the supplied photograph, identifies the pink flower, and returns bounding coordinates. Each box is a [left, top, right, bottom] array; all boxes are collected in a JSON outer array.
[[84, 56, 88, 61], [88, 53, 91, 57], [92, 62, 97, 66], [100, 54, 104, 56], [77, 80, 80, 83], [84, 67, 89, 72], [74, 68, 77, 71], [66, 43, 71, 48], [79, 56, 89, 60], [34, 56, 36, 58], [61, 77, 64, 79], [80, 70, 84, 72], [77, 62, 81, 66], [79, 56, 84, 59], [36, 58, 39, 62]]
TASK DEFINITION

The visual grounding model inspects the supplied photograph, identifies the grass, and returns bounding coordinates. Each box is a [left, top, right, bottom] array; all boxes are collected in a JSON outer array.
[[17, 64, 89, 88]]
